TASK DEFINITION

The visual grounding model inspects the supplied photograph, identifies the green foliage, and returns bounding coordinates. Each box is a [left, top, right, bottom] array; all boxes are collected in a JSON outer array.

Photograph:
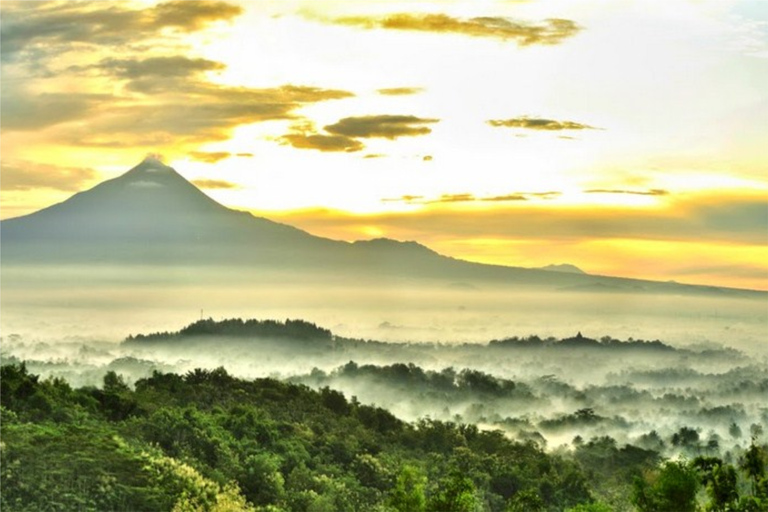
[[427, 470, 478, 512], [390, 465, 427, 512], [0, 364, 600, 511], [127, 317, 332, 343], [632, 460, 700, 512]]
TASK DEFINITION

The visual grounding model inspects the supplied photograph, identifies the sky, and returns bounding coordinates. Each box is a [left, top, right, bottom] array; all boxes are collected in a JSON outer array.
[[1, 0, 767, 290]]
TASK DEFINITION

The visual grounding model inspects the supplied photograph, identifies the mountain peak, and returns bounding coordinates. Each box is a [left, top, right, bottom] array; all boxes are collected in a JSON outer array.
[[540, 263, 587, 274], [131, 154, 173, 172]]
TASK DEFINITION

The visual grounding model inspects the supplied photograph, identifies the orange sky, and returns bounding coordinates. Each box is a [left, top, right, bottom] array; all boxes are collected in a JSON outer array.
[[1, 0, 766, 290]]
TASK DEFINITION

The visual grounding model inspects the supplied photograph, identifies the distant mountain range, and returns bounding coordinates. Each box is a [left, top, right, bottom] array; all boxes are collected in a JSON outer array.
[[1, 157, 763, 298]]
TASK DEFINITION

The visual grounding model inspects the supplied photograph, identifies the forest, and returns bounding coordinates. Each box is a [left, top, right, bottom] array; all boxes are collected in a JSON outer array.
[[2, 317, 767, 511]]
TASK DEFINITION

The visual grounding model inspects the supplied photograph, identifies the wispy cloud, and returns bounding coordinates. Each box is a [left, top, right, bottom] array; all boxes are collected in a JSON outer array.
[[85, 56, 226, 82], [1, 1, 354, 154], [0, 92, 112, 131], [585, 188, 669, 196], [189, 151, 231, 163], [333, 13, 581, 46], [1, 1, 242, 60], [1, 160, 98, 191], [377, 87, 425, 96], [192, 179, 239, 189], [274, 195, 768, 246], [6, 84, 354, 147], [383, 191, 549, 204], [488, 117, 597, 131]]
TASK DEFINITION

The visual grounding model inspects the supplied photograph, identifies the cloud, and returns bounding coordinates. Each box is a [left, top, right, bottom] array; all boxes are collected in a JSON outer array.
[[1, 160, 98, 191], [271, 194, 768, 246], [585, 189, 669, 196], [36, 85, 355, 146], [189, 151, 231, 163], [192, 179, 239, 189], [325, 115, 439, 139], [1, 1, 242, 59], [280, 133, 364, 152], [91, 56, 226, 80], [334, 13, 581, 45], [488, 117, 597, 131], [384, 192, 541, 204], [377, 87, 424, 96], [382, 195, 425, 203], [0, 92, 112, 131], [431, 193, 476, 203], [152, 1, 242, 32], [128, 180, 165, 189], [1, 2, 355, 151], [483, 194, 528, 202]]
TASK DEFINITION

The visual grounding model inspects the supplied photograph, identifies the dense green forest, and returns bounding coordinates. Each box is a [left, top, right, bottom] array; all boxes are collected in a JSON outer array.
[[2, 363, 766, 511]]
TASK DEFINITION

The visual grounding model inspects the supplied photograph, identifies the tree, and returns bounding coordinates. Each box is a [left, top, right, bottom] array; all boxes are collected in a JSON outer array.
[[632, 460, 699, 512], [427, 471, 477, 512], [693, 457, 739, 512], [506, 489, 544, 512], [389, 465, 427, 512], [671, 427, 700, 454], [741, 440, 767, 499]]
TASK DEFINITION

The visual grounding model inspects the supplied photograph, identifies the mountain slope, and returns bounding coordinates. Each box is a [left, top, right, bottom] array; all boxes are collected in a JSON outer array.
[[1, 157, 343, 264], [1, 158, 763, 298]]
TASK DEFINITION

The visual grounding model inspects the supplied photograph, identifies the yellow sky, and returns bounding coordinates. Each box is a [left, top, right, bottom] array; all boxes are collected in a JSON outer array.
[[1, 0, 767, 290]]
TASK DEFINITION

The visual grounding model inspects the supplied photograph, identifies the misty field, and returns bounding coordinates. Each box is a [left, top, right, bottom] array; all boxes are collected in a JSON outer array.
[[2, 305, 767, 511]]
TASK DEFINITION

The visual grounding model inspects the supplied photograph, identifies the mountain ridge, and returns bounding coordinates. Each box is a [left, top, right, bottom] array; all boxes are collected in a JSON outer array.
[[2, 158, 764, 297]]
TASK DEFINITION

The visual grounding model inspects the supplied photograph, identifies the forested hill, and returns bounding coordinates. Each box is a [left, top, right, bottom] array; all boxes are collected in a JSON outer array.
[[125, 317, 683, 353], [1, 363, 594, 511], [125, 318, 333, 344], [3, 364, 766, 511]]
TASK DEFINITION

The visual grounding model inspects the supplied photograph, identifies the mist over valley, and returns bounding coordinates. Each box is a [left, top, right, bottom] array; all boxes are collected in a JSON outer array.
[[2, 158, 766, 511]]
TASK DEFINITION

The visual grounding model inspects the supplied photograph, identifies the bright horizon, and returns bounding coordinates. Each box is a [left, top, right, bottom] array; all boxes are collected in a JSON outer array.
[[1, 0, 767, 290]]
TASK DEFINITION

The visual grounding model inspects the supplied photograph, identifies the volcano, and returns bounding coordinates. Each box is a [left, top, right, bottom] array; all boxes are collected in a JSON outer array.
[[1, 157, 762, 297]]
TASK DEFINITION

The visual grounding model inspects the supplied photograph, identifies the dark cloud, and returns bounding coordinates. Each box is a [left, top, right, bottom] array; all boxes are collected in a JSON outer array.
[[191, 179, 239, 189], [235, 153, 254, 158], [377, 87, 424, 96], [488, 117, 597, 130], [1, 1, 242, 59], [431, 193, 476, 203], [0, 92, 112, 131], [423, 155, 433, 161], [585, 189, 669, 196], [189, 151, 231, 163], [280, 134, 364, 153], [0, 2, 354, 149], [364, 154, 386, 159], [334, 13, 581, 45], [325, 115, 439, 139], [152, 1, 242, 31], [1, 160, 98, 191], [26, 85, 354, 146], [92, 56, 226, 80], [483, 194, 528, 202]]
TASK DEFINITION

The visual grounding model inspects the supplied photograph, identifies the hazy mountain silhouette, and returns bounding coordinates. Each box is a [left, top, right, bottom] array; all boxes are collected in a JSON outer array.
[[1, 157, 762, 297], [540, 264, 586, 274]]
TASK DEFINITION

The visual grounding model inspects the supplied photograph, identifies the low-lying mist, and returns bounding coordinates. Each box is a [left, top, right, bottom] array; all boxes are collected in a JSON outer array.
[[2, 263, 766, 353], [3, 263, 767, 467], [3, 314, 766, 464]]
